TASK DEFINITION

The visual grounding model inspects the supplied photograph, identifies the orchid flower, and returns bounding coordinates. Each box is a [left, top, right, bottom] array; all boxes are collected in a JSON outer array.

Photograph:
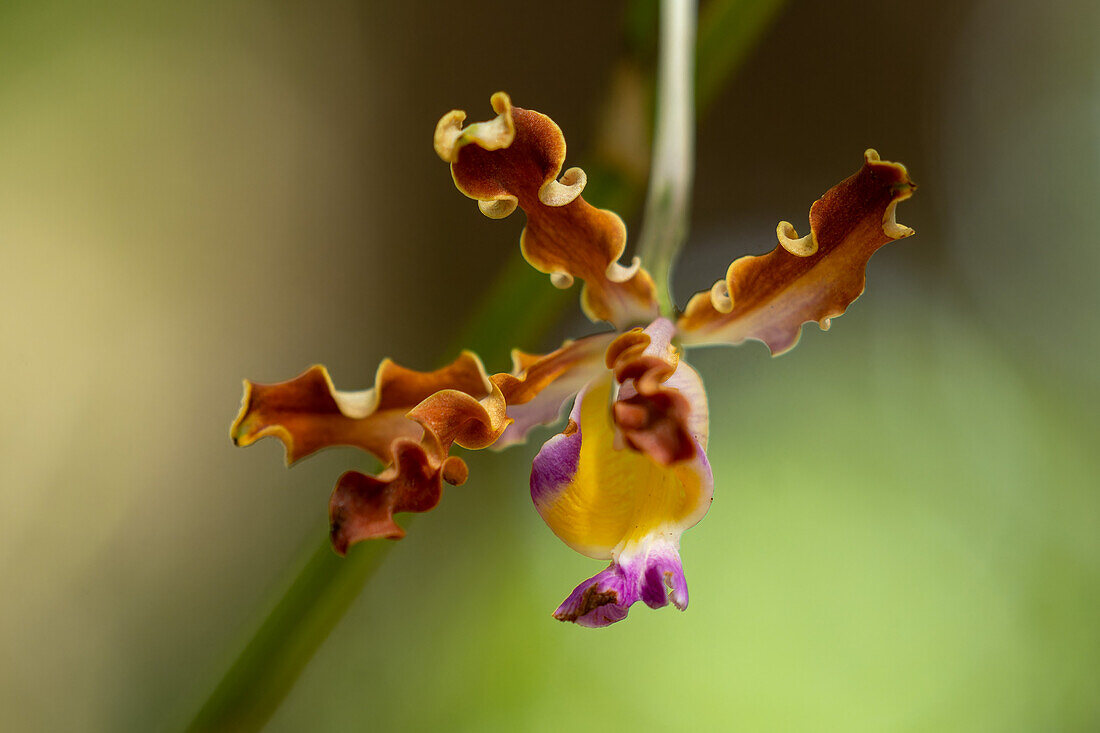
[[231, 92, 914, 627]]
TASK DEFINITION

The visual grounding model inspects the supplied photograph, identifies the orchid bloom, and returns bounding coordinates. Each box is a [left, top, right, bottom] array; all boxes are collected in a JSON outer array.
[[231, 92, 915, 627]]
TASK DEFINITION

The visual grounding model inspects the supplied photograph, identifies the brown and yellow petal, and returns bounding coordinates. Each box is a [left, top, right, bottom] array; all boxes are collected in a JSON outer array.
[[677, 150, 916, 355], [435, 92, 660, 329], [231, 352, 511, 553], [329, 383, 510, 553], [230, 352, 493, 464], [490, 331, 616, 448]]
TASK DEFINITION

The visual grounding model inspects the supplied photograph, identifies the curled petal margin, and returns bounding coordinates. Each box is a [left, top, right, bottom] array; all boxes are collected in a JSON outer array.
[[677, 150, 917, 354], [435, 93, 661, 329], [231, 353, 492, 464], [230, 353, 510, 553], [330, 381, 509, 552]]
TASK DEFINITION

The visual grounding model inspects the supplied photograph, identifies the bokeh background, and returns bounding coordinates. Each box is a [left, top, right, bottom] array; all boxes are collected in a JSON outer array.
[[2, 0, 1098, 730]]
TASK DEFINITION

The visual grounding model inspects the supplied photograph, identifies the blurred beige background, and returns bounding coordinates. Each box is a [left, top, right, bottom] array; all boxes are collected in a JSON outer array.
[[1, 1, 1097, 731]]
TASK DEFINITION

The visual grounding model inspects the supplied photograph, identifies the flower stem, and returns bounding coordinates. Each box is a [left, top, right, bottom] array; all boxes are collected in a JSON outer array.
[[186, 532, 397, 732], [636, 0, 697, 318], [696, 0, 789, 112]]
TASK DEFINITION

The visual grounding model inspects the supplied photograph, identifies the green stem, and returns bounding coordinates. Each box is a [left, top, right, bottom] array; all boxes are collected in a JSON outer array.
[[184, 3, 786, 729], [186, 534, 396, 733], [636, 0, 697, 318], [696, 0, 789, 112]]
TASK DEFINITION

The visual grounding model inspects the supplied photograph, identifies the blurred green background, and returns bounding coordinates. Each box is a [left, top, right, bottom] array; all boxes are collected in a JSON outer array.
[[1, 0, 1098, 731]]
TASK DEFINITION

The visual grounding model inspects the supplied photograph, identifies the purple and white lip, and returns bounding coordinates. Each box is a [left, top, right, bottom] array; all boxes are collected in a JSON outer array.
[[552, 534, 690, 628]]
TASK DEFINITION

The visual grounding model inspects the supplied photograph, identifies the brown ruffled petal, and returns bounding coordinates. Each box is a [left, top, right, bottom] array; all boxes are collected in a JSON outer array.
[[329, 384, 510, 553], [436, 93, 660, 329], [677, 150, 916, 355], [329, 444, 440, 545], [231, 352, 511, 553], [230, 352, 492, 464], [406, 383, 510, 451]]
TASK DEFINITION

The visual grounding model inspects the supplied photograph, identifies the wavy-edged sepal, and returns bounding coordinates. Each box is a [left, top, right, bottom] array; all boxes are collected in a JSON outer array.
[[490, 331, 615, 449], [436, 93, 660, 329], [678, 150, 916, 355], [553, 535, 689, 628], [329, 446, 468, 553], [530, 376, 712, 562], [230, 352, 492, 465], [329, 384, 511, 554]]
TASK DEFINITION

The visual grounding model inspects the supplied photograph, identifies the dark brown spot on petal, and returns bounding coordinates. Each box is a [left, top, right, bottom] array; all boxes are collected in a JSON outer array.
[[604, 324, 695, 466], [555, 585, 619, 623], [613, 391, 695, 465]]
